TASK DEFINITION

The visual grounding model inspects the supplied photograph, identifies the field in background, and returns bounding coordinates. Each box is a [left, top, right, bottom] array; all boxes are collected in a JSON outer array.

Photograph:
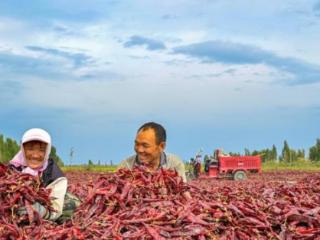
[[62, 165, 117, 172], [263, 159, 320, 171], [62, 159, 320, 172]]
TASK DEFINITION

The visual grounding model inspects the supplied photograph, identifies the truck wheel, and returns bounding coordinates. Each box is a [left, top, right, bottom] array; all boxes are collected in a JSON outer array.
[[233, 171, 247, 180]]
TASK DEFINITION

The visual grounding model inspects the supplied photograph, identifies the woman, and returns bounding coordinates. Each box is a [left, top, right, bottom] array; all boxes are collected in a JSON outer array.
[[10, 128, 76, 221]]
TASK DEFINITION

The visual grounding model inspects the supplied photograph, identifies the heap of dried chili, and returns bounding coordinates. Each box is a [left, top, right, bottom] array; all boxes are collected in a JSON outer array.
[[2, 163, 320, 239], [0, 164, 53, 239]]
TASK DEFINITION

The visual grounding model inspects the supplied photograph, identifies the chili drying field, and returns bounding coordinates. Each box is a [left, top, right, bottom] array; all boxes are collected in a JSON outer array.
[[1, 164, 320, 240]]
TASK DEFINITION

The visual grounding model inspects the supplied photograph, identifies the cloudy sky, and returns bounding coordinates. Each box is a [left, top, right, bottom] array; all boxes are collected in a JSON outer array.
[[1, 0, 320, 164]]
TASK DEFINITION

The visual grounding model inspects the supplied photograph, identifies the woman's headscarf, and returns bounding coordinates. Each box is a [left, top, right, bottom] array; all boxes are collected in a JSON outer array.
[[10, 128, 52, 176]]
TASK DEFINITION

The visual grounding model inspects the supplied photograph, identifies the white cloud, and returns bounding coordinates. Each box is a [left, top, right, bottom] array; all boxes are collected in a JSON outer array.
[[1, 0, 320, 164], [9, 59, 319, 125]]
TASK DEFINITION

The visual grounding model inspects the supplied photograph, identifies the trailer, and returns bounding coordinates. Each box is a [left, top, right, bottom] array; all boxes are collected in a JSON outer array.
[[203, 149, 262, 180]]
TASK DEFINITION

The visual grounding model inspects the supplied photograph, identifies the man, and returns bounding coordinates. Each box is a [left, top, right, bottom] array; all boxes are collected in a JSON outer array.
[[204, 158, 210, 173], [194, 154, 202, 178], [118, 122, 187, 182]]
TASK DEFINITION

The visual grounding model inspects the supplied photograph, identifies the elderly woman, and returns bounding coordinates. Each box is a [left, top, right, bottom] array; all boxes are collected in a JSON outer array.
[[9, 128, 76, 221]]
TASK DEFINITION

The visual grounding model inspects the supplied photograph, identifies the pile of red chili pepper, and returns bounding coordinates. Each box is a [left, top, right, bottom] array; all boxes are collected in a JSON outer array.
[[190, 174, 320, 239], [71, 166, 216, 239], [0, 164, 53, 239], [48, 168, 320, 239], [2, 163, 320, 239]]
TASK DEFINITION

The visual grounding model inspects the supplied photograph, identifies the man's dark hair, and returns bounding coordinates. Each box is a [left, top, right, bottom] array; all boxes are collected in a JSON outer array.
[[138, 122, 166, 145]]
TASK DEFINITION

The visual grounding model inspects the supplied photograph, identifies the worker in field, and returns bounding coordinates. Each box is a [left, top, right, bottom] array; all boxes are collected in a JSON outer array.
[[118, 122, 187, 183], [193, 153, 202, 178], [204, 158, 210, 173], [9, 128, 80, 223]]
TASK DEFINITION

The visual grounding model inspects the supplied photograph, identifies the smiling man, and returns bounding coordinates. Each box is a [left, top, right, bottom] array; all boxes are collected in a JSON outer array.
[[118, 122, 187, 182]]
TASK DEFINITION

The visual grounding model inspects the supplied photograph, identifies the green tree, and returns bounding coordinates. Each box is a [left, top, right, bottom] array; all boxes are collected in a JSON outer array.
[[271, 145, 277, 161], [50, 146, 64, 167], [297, 149, 305, 159], [309, 139, 320, 162], [249, 145, 277, 162], [244, 148, 251, 156], [86, 159, 94, 171], [251, 150, 259, 156], [281, 140, 302, 162], [252, 148, 271, 162], [263, 149, 272, 162], [281, 140, 291, 162], [3, 138, 19, 163], [0, 134, 4, 163], [290, 149, 297, 161]]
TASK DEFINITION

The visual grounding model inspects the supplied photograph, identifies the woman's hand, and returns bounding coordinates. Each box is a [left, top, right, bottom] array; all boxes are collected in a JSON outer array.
[[17, 202, 49, 219]]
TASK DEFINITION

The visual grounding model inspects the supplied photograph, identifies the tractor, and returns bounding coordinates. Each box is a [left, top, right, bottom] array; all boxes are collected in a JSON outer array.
[[201, 149, 261, 180]]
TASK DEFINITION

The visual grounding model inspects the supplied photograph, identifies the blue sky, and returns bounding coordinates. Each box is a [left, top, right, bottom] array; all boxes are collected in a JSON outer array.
[[1, 0, 320, 164]]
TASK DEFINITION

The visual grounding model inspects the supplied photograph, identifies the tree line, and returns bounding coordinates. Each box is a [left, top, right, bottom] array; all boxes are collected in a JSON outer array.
[[2, 132, 320, 165], [0, 134, 64, 166], [203, 139, 320, 163], [233, 139, 320, 162]]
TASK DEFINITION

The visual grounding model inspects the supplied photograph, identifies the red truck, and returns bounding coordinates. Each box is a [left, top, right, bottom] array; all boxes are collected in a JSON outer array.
[[203, 149, 262, 180]]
